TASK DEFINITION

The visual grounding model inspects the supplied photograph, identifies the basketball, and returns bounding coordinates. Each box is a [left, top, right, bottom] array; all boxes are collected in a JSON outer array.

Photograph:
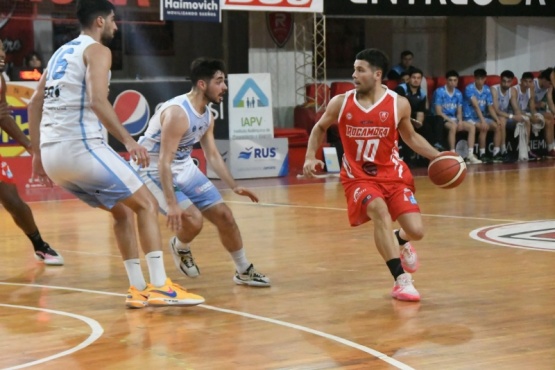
[[428, 151, 467, 189]]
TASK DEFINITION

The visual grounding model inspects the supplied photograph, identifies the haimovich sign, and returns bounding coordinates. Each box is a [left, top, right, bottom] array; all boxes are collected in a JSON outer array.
[[160, 0, 221, 22], [324, 0, 554, 17]]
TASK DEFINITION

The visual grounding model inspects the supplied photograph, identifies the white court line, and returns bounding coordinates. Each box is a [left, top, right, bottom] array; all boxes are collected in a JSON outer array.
[[0, 303, 103, 370], [0, 283, 413, 370], [228, 200, 524, 223]]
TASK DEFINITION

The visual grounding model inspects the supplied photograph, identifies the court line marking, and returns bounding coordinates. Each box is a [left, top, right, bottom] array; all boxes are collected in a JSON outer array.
[[0, 303, 103, 370], [228, 200, 523, 223], [469, 221, 555, 252], [0, 282, 413, 370]]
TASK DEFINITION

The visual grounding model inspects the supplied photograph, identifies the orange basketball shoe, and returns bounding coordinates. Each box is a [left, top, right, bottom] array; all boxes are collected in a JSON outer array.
[[391, 273, 421, 302], [147, 278, 205, 307], [126, 286, 149, 309]]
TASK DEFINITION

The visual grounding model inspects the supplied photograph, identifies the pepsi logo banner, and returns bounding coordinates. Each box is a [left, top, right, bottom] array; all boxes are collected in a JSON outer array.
[[113, 90, 151, 136], [325, 0, 554, 17], [222, 0, 323, 13]]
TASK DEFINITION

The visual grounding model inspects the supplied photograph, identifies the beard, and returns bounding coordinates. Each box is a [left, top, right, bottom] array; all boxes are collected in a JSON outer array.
[[204, 91, 224, 105], [100, 31, 114, 46]]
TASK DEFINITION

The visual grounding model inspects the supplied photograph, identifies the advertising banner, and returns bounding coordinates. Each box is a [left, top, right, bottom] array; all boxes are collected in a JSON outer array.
[[222, 0, 323, 13], [228, 73, 274, 139], [207, 138, 289, 179], [106, 80, 229, 151], [160, 0, 221, 22], [2, 80, 220, 201], [324, 0, 555, 17]]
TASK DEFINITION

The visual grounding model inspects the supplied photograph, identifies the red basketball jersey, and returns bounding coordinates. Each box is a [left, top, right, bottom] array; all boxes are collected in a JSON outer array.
[[338, 89, 412, 184]]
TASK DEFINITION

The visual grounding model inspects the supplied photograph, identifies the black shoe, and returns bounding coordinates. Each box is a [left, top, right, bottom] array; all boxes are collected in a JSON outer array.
[[492, 153, 504, 163], [527, 151, 540, 161], [35, 243, 64, 266], [479, 153, 493, 164], [502, 153, 516, 163]]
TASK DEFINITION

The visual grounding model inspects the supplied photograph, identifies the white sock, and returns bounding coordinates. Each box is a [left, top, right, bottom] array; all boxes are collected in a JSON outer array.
[[501, 145, 507, 154], [174, 236, 190, 252], [145, 251, 168, 287], [123, 259, 147, 290], [230, 248, 250, 274], [493, 147, 500, 156], [548, 143, 555, 151], [479, 148, 485, 155]]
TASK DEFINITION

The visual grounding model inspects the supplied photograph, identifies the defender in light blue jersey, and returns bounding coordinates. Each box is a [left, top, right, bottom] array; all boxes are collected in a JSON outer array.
[[28, 0, 204, 308], [462, 68, 502, 162], [134, 58, 270, 287], [432, 70, 480, 164]]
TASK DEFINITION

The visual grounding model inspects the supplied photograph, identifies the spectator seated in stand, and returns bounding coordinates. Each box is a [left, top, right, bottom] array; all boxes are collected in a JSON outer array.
[[532, 68, 555, 157], [432, 70, 481, 164], [462, 68, 502, 163], [395, 67, 445, 166], [490, 70, 517, 162], [11, 51, 44, 81]]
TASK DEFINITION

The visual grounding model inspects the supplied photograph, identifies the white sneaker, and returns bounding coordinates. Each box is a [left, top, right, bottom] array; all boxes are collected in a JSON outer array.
[[169, 237, 200, 278], [391, 273, 421, 302], [393, 230, 419, 273], [233, 264, 271, 287], [399, 242, 419, 273], [465, 153, 482, 164], [34, 244, 64, 266]]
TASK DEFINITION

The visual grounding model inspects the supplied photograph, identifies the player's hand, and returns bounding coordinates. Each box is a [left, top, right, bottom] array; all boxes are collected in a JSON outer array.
[[32, 155, 53, 188], [166, 204, 182, 232], [233, 187, 259, 203], [126, 142, 150, 168], [303, 158, 325, 178]]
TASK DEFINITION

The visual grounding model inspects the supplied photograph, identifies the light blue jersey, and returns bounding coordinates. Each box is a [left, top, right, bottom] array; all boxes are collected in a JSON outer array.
[[41, 35, 104, 144], [135, 94, 222, 213], [138, 94, 211, 166], [40, 35, 143, 209], [433, 86, 463, 118], [463, 83, 493, 121]]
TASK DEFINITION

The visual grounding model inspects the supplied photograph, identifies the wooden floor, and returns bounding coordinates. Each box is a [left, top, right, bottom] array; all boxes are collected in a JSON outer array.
[[1, 161, 555, 370]]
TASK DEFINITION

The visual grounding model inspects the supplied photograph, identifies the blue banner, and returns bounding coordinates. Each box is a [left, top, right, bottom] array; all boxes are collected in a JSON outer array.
[[160, 0, 221, 23]]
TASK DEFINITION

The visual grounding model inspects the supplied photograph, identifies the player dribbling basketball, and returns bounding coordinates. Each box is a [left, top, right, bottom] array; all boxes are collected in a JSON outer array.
[[303, 48, 441, 302]]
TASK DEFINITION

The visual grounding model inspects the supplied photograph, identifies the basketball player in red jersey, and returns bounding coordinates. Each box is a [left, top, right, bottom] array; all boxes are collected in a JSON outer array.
[[303, 48, 440, 301], [0, 40, 63, 265]]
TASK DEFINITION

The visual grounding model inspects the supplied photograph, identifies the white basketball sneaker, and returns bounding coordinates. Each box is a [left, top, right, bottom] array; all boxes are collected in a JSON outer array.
[[465, 153, 482, 164], [393, 230, 419, 273], [169, 236, 200, 278], [391, 273, 421, 302]]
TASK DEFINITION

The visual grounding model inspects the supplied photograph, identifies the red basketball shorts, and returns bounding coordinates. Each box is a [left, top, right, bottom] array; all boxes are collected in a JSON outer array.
[[0, 155, 15, 184], [342, 180, 420, 226]]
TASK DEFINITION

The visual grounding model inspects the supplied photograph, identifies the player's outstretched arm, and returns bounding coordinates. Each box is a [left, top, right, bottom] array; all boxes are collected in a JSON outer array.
[[397, 96, 440, 161], [28, 71, 53, 187], [159, 106, 189, 231], [200, 116, 258, 203], [303, 95, 344, 178], [84, 44, 149, 167]]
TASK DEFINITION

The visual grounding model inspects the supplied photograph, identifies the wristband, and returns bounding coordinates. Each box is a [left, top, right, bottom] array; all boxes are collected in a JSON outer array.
[[509, 114, 513, 119]]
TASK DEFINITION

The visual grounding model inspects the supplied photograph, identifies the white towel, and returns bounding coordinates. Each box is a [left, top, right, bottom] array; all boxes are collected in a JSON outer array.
[[514, 122, 528, 161]]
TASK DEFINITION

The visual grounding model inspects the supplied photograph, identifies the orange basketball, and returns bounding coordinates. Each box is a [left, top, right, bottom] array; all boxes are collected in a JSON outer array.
[[428, 151, 467, 189]]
